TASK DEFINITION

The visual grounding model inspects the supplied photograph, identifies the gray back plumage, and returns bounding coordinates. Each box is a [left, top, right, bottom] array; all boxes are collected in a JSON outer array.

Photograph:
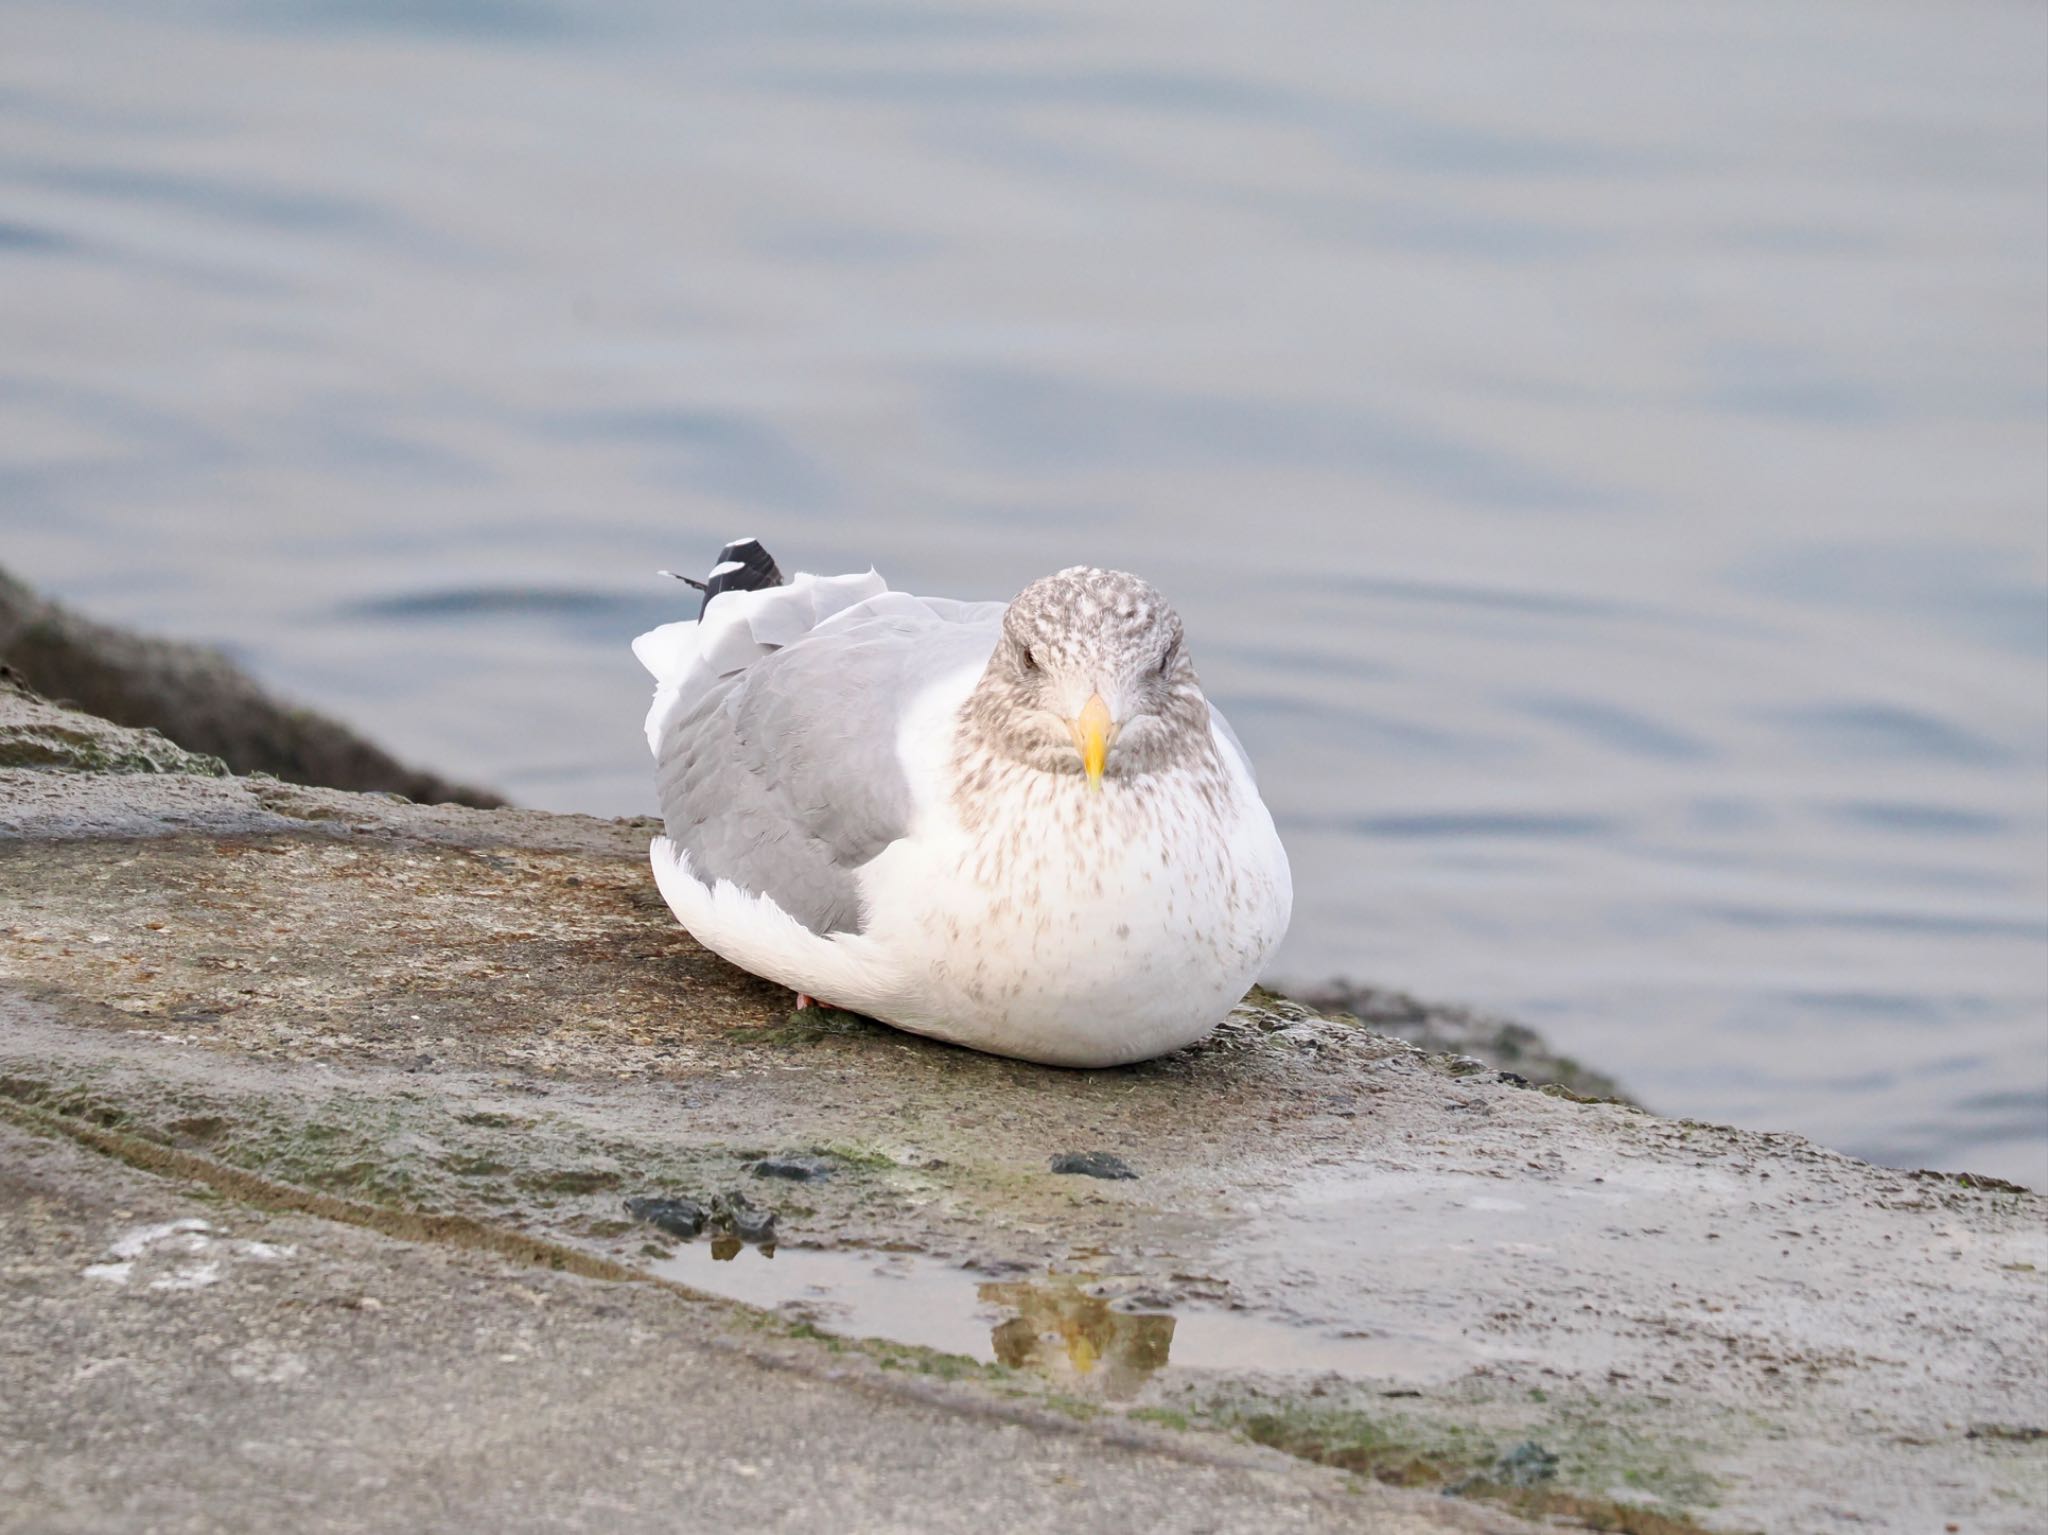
[[654, 595, 1002, 935]]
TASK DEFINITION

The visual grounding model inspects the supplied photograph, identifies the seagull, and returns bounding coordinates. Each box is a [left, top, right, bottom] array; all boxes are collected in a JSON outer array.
[[632, 539, 1291, 1067]]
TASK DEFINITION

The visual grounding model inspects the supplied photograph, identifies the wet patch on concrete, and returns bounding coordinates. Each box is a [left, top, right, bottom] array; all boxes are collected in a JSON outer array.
[[643, 1249, 1475, 1402]]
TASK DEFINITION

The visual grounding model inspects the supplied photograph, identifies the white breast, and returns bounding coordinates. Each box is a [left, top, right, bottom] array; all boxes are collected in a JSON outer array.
[[845, 678, 1292, 1066]]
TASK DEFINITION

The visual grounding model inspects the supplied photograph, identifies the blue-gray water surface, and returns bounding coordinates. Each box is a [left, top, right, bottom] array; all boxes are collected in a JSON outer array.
[[3, 0, 2044, 1183]]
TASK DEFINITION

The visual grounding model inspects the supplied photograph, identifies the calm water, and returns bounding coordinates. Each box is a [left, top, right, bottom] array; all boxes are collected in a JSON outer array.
[[3, 0, 2044, 1183]]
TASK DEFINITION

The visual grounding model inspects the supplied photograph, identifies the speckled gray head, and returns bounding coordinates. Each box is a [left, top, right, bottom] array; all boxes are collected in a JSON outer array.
[[962, 567, 1214, 784]]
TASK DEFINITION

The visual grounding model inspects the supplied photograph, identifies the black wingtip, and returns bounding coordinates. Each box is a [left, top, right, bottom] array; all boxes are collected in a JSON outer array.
[[693, 538, 787, 618]]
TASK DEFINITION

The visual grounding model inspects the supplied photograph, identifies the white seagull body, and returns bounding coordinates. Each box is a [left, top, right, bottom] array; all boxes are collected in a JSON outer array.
[[633, 549, 1290, 1067]]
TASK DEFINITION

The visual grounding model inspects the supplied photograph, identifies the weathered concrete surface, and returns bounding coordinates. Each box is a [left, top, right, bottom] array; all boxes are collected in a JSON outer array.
[[2, 691, 2044, 1534], [0, 567, 501, 807], [3, 1121, 1511, 1535]]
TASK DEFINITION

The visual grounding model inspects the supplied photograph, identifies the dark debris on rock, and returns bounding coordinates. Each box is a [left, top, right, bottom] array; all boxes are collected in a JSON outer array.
[[1050, 1151, 1138, 1180], [623, 1196, 707, 1239], [712, 1190, 778, 1244], [750, 1155, 835, 1182], [625, 1190, 780, 1245]]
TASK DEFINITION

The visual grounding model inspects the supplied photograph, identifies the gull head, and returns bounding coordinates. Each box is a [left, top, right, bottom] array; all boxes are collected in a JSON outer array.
[[966, 567, 1211, 788]]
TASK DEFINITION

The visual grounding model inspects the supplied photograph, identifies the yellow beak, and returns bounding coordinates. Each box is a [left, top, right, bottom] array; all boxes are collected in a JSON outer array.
[[1069, 694, 1114, 791]]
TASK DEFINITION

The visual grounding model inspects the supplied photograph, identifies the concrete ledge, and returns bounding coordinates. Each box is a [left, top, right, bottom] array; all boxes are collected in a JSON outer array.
[[1, 687, 2041, 1534]]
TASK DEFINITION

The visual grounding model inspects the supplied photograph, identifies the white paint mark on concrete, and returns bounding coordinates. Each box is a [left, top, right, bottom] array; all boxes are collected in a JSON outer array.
[[150, 1260, 223, 1291], [107, 1218, 211, 1260], [84, 1219, 294, 1290]]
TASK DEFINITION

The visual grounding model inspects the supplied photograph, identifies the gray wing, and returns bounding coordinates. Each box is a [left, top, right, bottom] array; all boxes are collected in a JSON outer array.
[[1209, 703, 1256, 783], [655, 603, 1000, 935]]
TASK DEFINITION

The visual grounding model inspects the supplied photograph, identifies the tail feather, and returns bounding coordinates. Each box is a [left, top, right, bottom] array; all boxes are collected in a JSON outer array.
[[695, 537, 785, 617], [659, 538, 787, 618], [635, 556, 891, 757]]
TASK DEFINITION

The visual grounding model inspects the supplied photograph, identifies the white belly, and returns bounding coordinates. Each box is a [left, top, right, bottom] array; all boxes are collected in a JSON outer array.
[[841, 738, 1291, 1066]]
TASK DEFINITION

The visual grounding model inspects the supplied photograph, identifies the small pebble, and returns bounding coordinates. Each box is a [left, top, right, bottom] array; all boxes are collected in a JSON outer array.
[[623, 1196, 707, 1239], [730, 1207, 777, 1243], [751, 1155, 834, 1182], [711, 1190, 778, 1244], [1049, 1151, 1138, 1181]]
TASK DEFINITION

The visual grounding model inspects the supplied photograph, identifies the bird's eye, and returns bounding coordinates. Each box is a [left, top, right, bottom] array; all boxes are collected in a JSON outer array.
[[1022, 647, 1041, 674], [1158, 639, 1179, 674]]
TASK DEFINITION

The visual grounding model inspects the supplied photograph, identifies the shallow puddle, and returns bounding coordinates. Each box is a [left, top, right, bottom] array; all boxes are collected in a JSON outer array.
[[650, 1242, 1469, 1398]]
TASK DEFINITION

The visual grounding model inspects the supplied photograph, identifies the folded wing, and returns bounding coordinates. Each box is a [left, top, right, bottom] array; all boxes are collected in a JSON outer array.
[[636, 574, 1002, 935]]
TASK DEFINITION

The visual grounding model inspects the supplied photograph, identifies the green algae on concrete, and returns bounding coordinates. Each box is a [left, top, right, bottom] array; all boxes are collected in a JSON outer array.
[[1197, 1393, 1738, 1533], [0, 674, 229, 777]]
